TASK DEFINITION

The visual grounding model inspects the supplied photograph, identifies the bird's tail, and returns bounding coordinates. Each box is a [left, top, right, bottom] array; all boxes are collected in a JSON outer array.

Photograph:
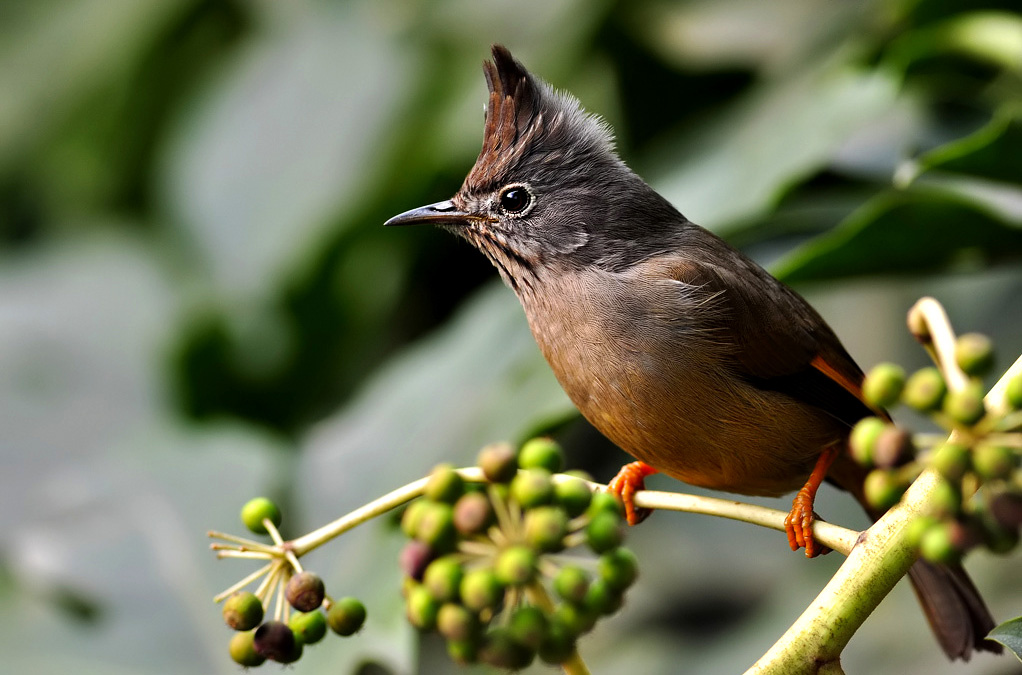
[[906, 559, 1001, 660]]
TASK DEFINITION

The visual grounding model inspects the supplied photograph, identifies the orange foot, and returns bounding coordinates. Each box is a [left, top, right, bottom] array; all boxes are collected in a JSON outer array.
[[784, 445, 839, 558], [608, 461, 659, 525]]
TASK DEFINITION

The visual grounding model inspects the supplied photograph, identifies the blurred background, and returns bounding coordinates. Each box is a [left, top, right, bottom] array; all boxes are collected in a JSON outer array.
[[1, 0, 1020, 673]]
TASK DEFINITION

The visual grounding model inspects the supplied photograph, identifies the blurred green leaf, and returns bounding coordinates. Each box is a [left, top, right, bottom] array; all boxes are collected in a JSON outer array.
[[911, 113, 1022, 184], [988, 616, 1022, 663], [887, 11, 1022, 74], [774, 189, 1022, 282]]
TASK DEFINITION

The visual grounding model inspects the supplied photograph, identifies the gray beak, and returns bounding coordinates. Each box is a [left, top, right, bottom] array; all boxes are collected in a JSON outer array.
[[384, 200, 471, 227]]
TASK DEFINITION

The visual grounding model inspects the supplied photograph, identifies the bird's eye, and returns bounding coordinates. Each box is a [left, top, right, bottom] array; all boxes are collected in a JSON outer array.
[[498, 184, 533, 216]]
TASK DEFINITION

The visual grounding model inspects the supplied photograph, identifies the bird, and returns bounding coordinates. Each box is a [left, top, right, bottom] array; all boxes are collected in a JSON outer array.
[[385, 44, 997, 660]]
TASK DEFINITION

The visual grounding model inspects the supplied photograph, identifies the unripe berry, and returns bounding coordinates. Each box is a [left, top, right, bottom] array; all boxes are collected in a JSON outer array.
[[285, 571, 325, 612], [1006, 373, 1022, 410], [906, 515, 940, 549], [253, 621, 297, 663], [478, 442, 517, 483], [240, 497, 281, 535], [972, 444, 1016, 481], [586, 510, 625, 553], [479, 627, 534, 670], [929, 479, 962, 519], [553, 565, 590, 605], [415, 502, 457, 552], [955, 333, 994, 376], [555, 476, 592, 517], [423, 557, 464, 603], [495, 546, 537, 586], [587, 491, 624, 518], [552, 601, 596, 636], [849, 417, 887, 467], [289, 610, 327, 645], [229, 630, 266, 667], [327, 596, 367, 636], [902, 367, 946, 412], [524, 506, 568, 552], [223, 591, 263, 631], [863, 469, 906, 511], [508, 605, 548, 650], [447, 638, 479, 665], [919, 522, 961, 565], [943, 384, 986, 426], [863, 363, 905, 409], [401, 499, 428, 538], [585, 579, 625, 616], [872, 427, 914, 468], [598, 547, 639, 591], [932, 442, 971, 482], [437, 603, 478, 642], [453, 491, 493, 535], [406, 584, 440, 630], [539, 620, 577, 665], [424, 463, 465, 503], [518, 437, 565, 473], [460, 569, 504, 612], [510, 469, 555, 508]]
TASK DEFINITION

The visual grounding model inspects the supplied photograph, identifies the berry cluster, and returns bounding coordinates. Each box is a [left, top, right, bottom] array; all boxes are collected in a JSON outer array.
[[218, 498, 367, 667], [851, 333, 1022, 564], [399, 438, 638, 669]]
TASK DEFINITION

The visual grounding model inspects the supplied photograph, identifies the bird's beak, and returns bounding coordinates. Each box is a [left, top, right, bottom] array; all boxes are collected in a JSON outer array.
[[384, 200, 472, 227]]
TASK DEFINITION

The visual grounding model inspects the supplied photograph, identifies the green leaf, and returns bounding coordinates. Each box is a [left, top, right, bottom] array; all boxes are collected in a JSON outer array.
[[988, 616, 1022, 662], [773, 189, 1022, 282], [909, 113, 1022, 185]]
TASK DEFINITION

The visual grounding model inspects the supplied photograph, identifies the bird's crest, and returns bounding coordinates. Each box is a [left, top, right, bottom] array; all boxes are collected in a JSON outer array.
[[464, 45, 616, 192]]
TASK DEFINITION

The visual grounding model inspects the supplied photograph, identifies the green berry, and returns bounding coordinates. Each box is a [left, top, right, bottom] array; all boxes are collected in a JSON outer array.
[[539, 620, 577, 665], [585, 579, 625, 616], [872, 427, 914, 468], [849, 417, 887, 467], [1006, 373, 1022, 410], [920, 522, 961, 564], [479, 626, 534, 670], [447, 638, 479, 665], [598, 547, 639, 591], [587, 491, 624, 518], [401, 499, 429, 538], [495, 546, 537, 586], [223, 591, 263, 631], [327, 596, 367, 636], [931, 442, 971, 482], [510, 469, 555, 508], [453, 491, 493, 535], [955, 333, 994, 376], [553, 565, 590, 605], [229, 630, 266, 667], [906, 515, 940, 549], [524, 506, 569, 552], [285, 571, 325, 612], [289, 610, 327, 645], [460, 568, 504, 612], [555, 477, 592, 517], [508, 605, 548, 650], [552, 601, 596, 636], [929, 479, 962, 519], [240, 497, 281, 535], [519, 437, 565, 473], [415, 502, 457, 552], [863, 363, 905, 409], [425, 463, 465, 503], [437, 603, 479, 642], [902, 367, 946, 412], [406, 584, 440, 630], [478, 442, 518, 483], [253, 621, 297, 663], [423, 557, 464, 604], [972, 444, 1016, 481], [943, 384, 986, 426], [863, 469, 906, 511], [586, 510, 625, 553]]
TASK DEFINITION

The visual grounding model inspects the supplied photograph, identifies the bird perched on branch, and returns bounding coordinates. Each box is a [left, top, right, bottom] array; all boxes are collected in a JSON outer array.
[[386, 45, 997, 660]]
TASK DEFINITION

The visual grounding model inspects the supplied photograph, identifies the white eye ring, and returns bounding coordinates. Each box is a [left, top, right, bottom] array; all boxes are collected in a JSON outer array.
[[497, 183, 535, 217]]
